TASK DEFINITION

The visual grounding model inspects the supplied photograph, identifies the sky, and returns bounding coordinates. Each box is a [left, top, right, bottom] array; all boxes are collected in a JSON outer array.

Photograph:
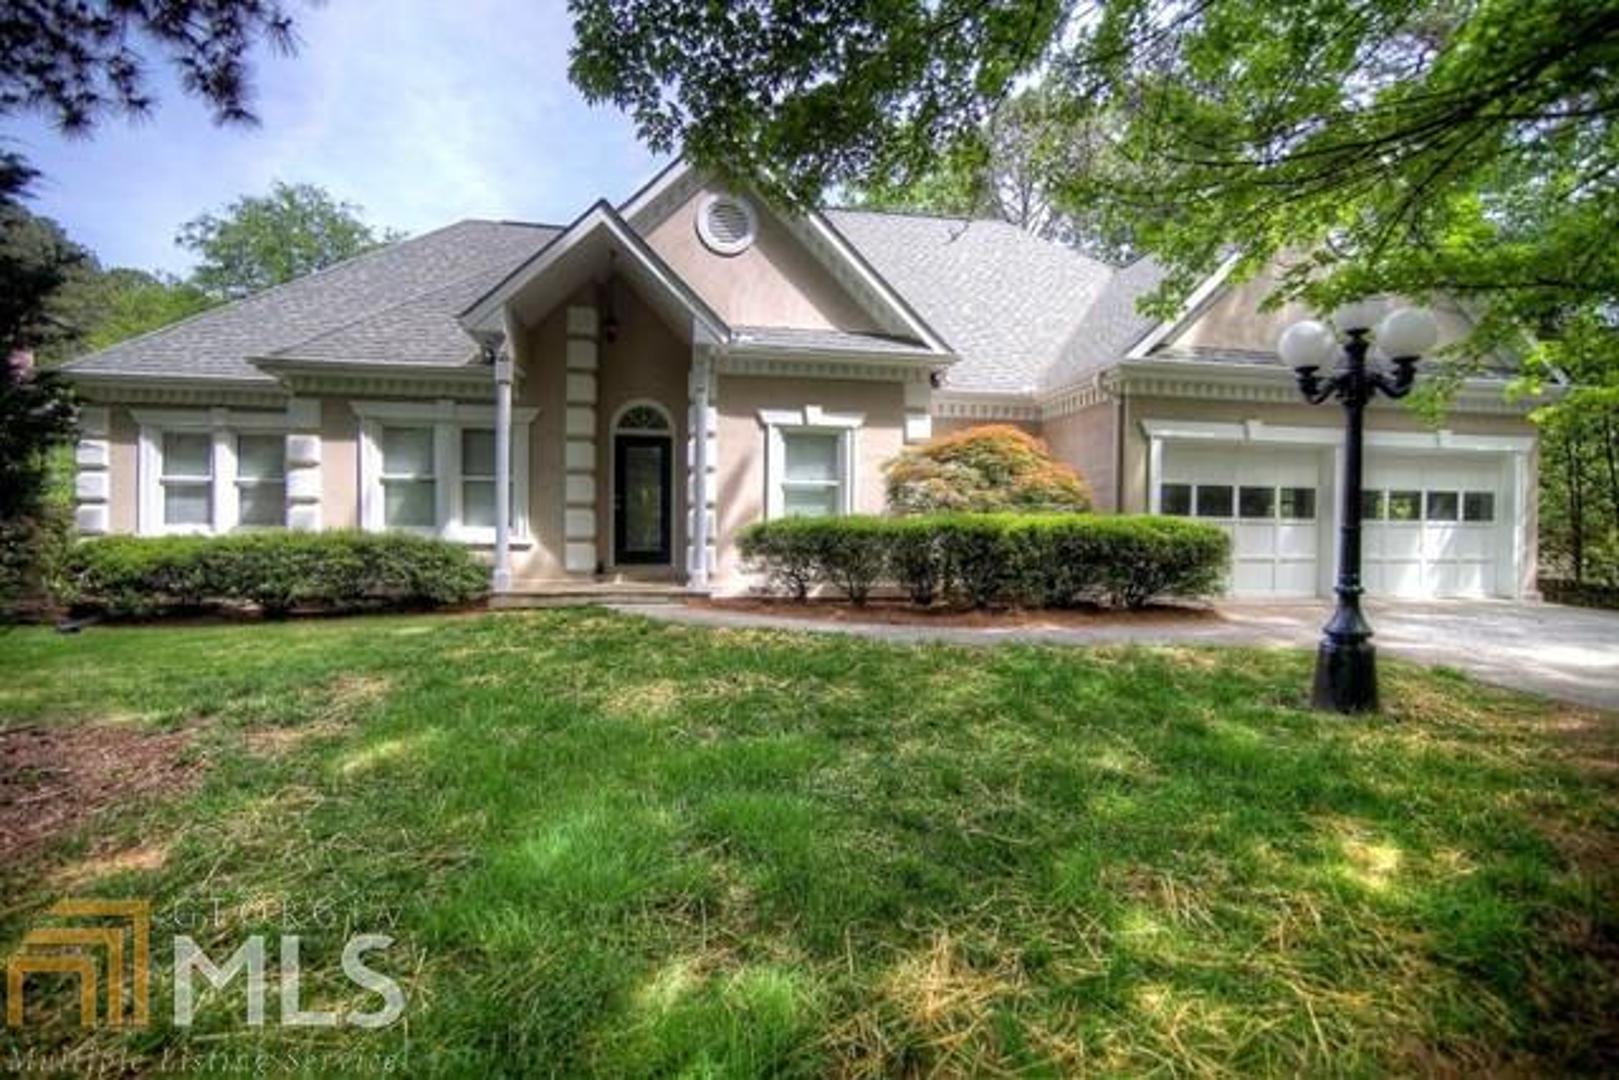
[[4, 0, 666, 276]]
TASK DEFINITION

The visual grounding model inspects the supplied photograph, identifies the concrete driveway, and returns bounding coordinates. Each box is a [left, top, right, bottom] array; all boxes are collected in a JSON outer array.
[[621, 599, 1619, 710]]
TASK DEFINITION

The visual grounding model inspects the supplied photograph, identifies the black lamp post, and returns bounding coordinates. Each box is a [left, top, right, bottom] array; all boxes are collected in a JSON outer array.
[[1279, 302, 1440, 713]]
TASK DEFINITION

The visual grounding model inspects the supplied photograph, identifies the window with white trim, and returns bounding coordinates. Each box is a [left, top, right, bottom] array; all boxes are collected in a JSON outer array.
[[137, 411, 291, 535], [781, 432, 843, 518], [380, 426, 437, 529], [459, 428, 516, 529], [160, 432, 214, 528], [760, 406, 863, 519], [354, 401, 536, 542], [235, 433, 287, 527]]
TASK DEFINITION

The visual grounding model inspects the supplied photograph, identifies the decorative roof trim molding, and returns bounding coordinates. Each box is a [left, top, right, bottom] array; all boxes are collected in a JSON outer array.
[[931, 391, 1042, 422], [1038, 376, 1114, 419], [620, 159, 699, 228], [1114, 359, 1542, 415], [1126, 253, 1242, 360], [1140, 417, 1535, 454], [716, 354, 933, 384], [724, 341, 948, 366], [63, 373, 289, 409]]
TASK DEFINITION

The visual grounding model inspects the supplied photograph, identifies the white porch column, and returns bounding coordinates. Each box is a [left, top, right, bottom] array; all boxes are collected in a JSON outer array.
[[687, 349, 715, 590], [1147, 436, 1164, 514], [493, 314, 517, 594]]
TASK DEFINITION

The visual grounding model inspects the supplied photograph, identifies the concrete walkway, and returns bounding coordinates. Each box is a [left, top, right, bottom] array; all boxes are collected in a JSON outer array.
[[617, 599, 1619, 710]]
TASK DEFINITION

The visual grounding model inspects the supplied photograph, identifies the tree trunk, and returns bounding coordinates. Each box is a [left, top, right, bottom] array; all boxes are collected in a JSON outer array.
[[1568, 421, 1586, 585]]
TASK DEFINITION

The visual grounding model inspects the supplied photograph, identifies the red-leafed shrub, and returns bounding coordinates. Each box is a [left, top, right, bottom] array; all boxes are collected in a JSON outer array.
[[883, 425, 1092, 514]]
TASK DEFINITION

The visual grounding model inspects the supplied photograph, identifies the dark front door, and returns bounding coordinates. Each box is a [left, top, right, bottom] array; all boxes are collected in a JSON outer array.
[[614, 434, 672, 564]]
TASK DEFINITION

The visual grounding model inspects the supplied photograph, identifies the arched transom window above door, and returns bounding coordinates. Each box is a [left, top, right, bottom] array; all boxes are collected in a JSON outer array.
[[615, 403, 671, 432]]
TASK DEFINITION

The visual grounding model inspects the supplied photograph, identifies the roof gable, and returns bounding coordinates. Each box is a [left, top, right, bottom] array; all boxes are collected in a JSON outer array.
[[625, 161, 949, 352]]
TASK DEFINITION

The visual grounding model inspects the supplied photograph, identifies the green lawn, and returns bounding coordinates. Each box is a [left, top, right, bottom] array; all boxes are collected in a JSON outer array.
[[1, 610, 1615, 1076]]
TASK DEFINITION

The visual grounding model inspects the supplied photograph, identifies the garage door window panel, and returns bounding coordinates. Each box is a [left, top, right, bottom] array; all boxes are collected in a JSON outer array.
[[1425, 491, 1460, 522], [1387, 491, 1421, 521], [1279, 487, 1315, 521], [1160, 483, 1192, 516], [1463, 491, 1495, 522], [1239, 486, 1275, 519], [1195, 485, 1234, 518]]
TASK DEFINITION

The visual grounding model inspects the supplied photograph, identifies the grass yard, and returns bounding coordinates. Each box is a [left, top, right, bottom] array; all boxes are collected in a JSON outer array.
[[1, 610, 1616, 1076]]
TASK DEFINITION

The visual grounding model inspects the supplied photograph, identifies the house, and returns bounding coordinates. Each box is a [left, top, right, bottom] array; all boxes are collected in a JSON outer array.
[[61, 161, 1541, 600]]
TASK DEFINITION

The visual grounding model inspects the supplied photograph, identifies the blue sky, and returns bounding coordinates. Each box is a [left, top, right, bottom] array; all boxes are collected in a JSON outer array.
[[4, 0, 665, 275]]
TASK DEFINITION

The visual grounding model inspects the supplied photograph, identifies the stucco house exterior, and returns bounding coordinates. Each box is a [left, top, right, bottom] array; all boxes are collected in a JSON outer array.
[[61, 161, 1542, 600]]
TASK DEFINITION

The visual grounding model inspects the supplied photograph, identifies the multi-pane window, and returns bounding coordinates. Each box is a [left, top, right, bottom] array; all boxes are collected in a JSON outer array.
[[459, 428, 516, 530], [781, 432, 843, 518], [1162, 482, 1317, 521], [161, 432, 213, 527], [381, 426, 436, 528], [236, 434, 286, 527]]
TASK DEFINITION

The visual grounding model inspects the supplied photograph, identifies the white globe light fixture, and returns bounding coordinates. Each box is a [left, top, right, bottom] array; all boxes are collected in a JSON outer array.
[[1375, 306, 1440, 359], [1277, 319, 1338, 371], [1333, 297, 1385, 334], [1278, 301, 1436, 716]]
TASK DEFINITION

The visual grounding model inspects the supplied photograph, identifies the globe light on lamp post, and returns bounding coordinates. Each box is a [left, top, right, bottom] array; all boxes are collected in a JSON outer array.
[[1279, 301, 1441, 713]]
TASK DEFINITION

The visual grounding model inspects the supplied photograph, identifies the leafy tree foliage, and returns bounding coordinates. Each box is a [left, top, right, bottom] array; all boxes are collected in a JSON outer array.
[[178, 181, 403, 299], [569, 0, 1619, 370], [38, 266, 215, 366], [856, 88, 1140, 263], [2, 0, 296, 131], [885, 424, 1092, 513]]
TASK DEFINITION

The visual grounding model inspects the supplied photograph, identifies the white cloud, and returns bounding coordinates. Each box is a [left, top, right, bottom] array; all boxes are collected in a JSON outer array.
[[2, 0, 664, 273]]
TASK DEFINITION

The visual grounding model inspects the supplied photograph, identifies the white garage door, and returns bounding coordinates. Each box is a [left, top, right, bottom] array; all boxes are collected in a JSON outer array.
[[1159, 446, 1324, 597], [1363, 454, 1505, 598]]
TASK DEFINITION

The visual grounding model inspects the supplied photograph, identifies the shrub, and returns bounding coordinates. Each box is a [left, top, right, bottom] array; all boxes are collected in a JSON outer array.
[[739, 514, 1229, 610], [803, 516, 891, 605], [62, 531, 489, 618], [884, 425, 1092, 514], [887, 517, 947, 606], [931, 514, 1017, 608]]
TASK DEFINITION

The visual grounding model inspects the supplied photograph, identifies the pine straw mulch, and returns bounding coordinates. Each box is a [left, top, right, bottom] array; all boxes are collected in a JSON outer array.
[[0, 724, 202, 865]]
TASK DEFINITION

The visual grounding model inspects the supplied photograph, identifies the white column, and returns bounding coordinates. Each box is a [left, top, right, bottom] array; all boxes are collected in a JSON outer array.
[[687, 350, 714, 590], [563, 305, 599, 574], [74, 406, 112, 535], [1147, 436, 1164, 513], [493, 341, 515, 594], [284, 398, 322, 531]]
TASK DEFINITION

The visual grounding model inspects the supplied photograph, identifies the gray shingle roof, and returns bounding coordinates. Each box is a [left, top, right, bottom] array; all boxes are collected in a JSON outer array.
[[825, 209, 1128, 393], [1043, 256, 1172, 388], [64, 220, 559, 381]]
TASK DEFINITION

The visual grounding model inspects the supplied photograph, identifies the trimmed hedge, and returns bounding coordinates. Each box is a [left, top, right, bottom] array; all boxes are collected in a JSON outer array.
[[61, 531, 490, 618], [738, 513, 1229, 609]]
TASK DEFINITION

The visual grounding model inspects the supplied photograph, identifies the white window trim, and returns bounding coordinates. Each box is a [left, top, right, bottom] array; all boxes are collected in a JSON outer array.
[[134, 407, 289, 536], [759, 406, 863, 519], [352, 400, 537, 544]]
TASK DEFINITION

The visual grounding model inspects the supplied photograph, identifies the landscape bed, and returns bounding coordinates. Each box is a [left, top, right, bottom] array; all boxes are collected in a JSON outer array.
[[0, 610, 1615, 1075]]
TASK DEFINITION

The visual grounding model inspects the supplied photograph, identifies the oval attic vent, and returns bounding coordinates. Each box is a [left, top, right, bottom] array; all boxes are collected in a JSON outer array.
[[696, 194, 757, 255]]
